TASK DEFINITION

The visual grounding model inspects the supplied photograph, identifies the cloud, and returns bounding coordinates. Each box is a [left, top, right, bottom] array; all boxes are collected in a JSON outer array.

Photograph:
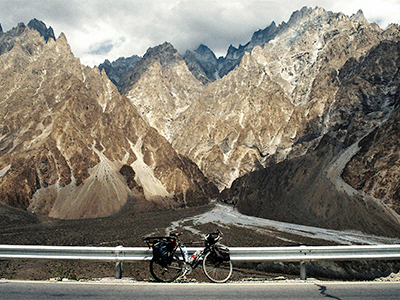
[[322, 0, 399, 27], [87, 37, 126, 56], [0, 0, 399, 66]]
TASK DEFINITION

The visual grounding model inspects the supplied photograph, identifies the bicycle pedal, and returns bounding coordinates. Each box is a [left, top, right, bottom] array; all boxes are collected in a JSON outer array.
[[177, 275, 190, 283], [185, 265, 192, 275]]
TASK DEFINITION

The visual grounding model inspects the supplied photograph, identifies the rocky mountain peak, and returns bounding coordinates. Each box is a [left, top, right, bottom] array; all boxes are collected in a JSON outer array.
[[0, 20, 54, 56], [171, 16, 282, 84], [286, 6, 316, 25], [195, 44, 217, 62], [27, 18, 55, 42], [14, 22, 26, 36], [98, 54, 141, 87], [216, 15, 400, 235], [142, 42, 181, 67], [119, 42, 185, 94], [183, 44, 219, 84], [350, 9, 368, 24], [123, 41, 203, 138], [53, 32, 73, 54], [248, 21, 278, 48]]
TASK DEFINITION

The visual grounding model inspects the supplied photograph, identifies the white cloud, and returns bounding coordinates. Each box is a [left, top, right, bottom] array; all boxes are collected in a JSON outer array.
[[337, 0, 400, 27], [0, 0, 399, 66]]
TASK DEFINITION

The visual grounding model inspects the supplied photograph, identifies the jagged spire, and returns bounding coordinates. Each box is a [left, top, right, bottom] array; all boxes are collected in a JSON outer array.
[[351, 9, 368, 24], [27, 19, 55, 42]]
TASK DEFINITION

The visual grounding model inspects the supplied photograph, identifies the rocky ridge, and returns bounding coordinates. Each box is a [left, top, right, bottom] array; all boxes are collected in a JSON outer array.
[[98, 54, 141, 90], [27, 18, 55, 42], [0, 23, 217, 219], [183, 44, 219, 84], [101, 18, 280, 85], [183, 19, 280, 83]]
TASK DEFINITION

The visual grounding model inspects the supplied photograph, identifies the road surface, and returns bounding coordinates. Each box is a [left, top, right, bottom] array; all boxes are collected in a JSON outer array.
[[1, 280, 400, 300]]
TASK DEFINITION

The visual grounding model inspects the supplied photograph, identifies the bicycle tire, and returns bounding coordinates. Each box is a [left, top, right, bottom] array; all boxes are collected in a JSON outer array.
[[150, 254, 183, 282], [202, 251, 232, 283]]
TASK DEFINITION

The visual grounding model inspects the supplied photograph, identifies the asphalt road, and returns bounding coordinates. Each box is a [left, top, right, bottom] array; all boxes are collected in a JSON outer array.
[[1, 280, 400, 300]]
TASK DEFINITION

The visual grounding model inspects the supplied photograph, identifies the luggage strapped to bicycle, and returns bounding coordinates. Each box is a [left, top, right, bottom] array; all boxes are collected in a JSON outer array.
[[144, 236, 177, 267], [210, 244, 230, 262]]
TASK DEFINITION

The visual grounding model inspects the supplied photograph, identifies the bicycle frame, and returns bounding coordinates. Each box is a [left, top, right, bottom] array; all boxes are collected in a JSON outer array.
[[176, 242, 211, 270]]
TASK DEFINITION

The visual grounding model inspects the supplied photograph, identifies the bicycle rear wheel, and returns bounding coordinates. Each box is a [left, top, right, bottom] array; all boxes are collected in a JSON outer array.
[[150, 254, 183, 282], [202, 251, 233, 283]]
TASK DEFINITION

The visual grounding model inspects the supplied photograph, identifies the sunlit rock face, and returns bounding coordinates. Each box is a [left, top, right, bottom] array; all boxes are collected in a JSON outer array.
[[218, 11, 400, 235], [0, 23, 217, 219]]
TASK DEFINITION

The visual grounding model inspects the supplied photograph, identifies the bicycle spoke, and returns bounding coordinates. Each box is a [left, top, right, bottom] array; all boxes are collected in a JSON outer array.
[[202, 251, 232, 283], [150, 254, 183, 282]]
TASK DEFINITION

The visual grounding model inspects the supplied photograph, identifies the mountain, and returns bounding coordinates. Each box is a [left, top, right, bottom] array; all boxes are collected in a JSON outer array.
[[0, 22, 217, 219], [27, 19, 55, 42], [98, 54, 141, 90], [120, 7, 399, 188], [3, 6, 400, 237], [106, 6, 400, 235], [0, 19, 55, 55], [183, 44, 219, 84], [220, 10, 400, 234], [100, 19, 280, 85]]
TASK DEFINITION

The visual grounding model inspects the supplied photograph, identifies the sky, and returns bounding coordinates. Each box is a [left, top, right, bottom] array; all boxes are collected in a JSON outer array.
[[1, 0, 399, 66]]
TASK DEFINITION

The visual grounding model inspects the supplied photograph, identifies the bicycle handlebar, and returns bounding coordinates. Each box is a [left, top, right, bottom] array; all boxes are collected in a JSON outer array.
[[169, 232, 183, 238], [144, 229, 223, 247]]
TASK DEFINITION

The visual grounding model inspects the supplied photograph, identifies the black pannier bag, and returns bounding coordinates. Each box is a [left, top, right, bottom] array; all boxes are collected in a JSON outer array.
[[211, 245, 230, 263], [152, 238, 176, 267]]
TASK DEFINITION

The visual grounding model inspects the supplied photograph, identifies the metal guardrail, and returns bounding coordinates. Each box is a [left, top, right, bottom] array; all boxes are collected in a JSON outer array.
[[230, 245, 400, 261], [1, 244, 400, 280], [0, 245, 152, 261]]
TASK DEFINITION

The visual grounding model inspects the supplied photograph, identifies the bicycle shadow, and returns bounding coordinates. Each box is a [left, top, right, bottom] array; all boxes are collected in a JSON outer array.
[[316, 284, 343, 300]]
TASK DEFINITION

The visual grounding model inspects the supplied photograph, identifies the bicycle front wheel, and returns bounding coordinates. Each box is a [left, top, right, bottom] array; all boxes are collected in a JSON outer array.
[[150, 254, 183, 282], [202, 251, 233, 283]]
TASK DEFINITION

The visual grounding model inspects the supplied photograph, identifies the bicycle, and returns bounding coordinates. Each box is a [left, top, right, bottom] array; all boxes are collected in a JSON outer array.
[[144, 229, 233, 283]]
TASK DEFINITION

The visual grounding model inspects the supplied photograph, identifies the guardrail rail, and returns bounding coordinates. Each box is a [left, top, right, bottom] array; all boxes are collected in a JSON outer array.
[[1, 244, 400, 280]]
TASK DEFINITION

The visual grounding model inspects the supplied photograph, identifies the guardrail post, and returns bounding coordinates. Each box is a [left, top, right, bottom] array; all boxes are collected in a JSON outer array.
[[299, 261, 307, 280], [115, 261, 123, 279], [115, 246, 123, 279]]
